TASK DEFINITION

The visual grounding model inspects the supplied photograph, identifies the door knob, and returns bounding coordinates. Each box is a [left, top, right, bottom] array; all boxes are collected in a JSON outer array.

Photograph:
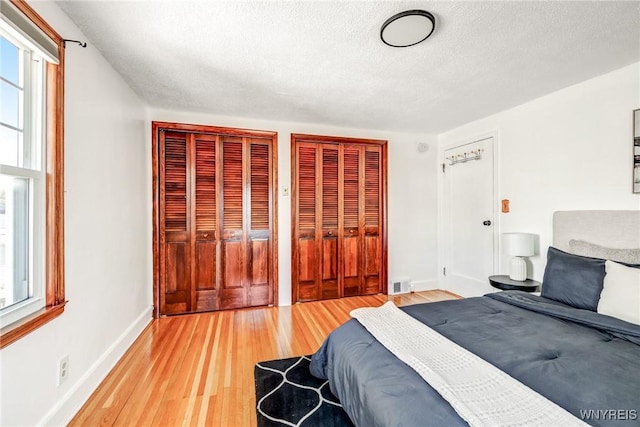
[[483, 220, 492, 226]]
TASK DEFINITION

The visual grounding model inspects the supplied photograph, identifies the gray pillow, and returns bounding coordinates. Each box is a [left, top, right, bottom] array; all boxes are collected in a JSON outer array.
[[569, 239, 640, 264], [541, 247, 606, 311]]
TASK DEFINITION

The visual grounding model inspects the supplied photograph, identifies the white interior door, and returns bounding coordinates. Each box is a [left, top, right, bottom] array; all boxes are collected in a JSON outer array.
[[443, 137, 495, 297]]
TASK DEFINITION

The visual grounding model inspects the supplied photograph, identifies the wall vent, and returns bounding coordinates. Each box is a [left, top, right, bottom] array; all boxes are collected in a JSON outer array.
[[389, 277, 411, 295]]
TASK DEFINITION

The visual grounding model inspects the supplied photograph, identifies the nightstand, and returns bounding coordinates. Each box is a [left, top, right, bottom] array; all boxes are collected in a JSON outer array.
[[488, 275, 540, 292]]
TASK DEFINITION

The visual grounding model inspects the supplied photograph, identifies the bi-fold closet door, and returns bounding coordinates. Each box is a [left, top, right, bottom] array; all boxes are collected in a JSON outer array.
[[154, 123, 276, 316], [292, 134, 387, 303]]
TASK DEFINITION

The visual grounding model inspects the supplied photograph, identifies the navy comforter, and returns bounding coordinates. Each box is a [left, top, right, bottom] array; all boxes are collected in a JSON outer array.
[[310, 291, 640, 426]]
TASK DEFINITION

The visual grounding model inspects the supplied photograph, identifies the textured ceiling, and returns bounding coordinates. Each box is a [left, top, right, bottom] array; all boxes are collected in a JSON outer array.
[[56, 1, 640, 134]]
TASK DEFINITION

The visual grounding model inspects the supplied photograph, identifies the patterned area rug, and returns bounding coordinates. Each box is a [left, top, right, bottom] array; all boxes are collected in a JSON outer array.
[[254, 355, 354, 427]]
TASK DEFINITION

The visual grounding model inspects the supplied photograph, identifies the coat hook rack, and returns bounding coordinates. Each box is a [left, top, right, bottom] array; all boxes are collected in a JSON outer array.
[[445, 148, 484, 166], [63, 39, 87, 48]]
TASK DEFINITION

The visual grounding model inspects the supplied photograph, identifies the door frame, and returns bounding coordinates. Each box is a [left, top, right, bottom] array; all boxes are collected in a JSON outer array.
[[290, 133, 388, 304], [151, 121, 279, 317], [437, 131, 500, 292]]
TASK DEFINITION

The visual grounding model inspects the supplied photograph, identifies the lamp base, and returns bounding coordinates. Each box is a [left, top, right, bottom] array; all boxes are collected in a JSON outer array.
[[509, 257, 527, 281]]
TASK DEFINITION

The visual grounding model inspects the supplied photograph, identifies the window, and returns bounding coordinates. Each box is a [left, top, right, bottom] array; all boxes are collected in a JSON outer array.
[[0, 0, 64, 348], [0, 30, 46, 326]]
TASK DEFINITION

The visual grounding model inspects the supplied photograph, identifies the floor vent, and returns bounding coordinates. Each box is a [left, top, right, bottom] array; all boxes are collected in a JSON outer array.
[[389, 277, 411, 295]]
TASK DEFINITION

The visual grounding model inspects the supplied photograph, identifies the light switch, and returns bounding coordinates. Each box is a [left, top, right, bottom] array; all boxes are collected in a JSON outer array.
[[282, 186, 289, 197], [501, 199, 510, 213]]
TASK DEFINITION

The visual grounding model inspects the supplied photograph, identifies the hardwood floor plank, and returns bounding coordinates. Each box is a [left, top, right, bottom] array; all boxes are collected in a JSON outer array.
[[69, 290, 458, 426]]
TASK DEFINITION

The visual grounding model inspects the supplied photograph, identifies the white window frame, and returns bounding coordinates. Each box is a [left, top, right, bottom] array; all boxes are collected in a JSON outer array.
[[0, 25, 47, 328]]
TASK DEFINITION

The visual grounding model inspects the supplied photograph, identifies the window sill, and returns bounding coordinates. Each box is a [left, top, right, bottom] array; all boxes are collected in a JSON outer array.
[[0, 302, 66, 349]]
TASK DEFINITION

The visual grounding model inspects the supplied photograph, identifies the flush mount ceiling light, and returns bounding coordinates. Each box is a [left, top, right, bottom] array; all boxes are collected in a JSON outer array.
[[380, 10, 436, 48]]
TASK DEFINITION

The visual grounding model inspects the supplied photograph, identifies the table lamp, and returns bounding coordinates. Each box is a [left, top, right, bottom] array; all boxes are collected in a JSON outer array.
[[502, 233, 534, 281]]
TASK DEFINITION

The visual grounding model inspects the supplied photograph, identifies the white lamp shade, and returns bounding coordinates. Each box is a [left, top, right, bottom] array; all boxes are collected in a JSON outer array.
[[502, 233, 534, 257]]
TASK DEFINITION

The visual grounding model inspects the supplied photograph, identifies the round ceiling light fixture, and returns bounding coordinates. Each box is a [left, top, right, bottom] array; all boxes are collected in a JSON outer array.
[[380, 10, 436, 48]]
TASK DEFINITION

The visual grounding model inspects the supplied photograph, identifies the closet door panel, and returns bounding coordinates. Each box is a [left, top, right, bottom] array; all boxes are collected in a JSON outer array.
[[194, 240, 217, 311], [248, 141, 272, 306], [248, 238, 270, 305], [297, 238, 316, 282], [295, 144, 319, 301], [160, 131, 191, 313], [193, 134, 218, 311], [195, 241, 216, 290], [221, 239, 244, 309], [342, 146, 361, 297], [321, 238, 338, 299], [364, 236, 380, 294], [342, 237, 359, 296], [297, 238, 317, 301], [250, 239, 269, 284], [163, 241, 189, 314], [364, 147, 382, 294], [219, 137, 245, 308], [320, 146, 339, 299]]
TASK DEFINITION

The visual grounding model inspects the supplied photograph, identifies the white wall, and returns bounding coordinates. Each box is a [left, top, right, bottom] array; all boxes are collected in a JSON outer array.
[[439, 62, 640, 283], [149, 108, 440, 304], [0, 3, 151, 426]]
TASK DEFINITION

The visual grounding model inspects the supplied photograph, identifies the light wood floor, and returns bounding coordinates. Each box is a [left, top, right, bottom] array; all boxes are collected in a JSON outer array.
[[70, 290, 458, 427]]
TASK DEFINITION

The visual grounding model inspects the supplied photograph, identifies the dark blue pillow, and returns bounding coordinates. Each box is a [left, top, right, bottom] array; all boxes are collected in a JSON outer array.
[[541, 247, 606, 311]]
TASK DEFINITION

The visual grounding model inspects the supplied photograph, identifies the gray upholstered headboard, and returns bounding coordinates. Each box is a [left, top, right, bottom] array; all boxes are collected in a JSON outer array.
[[553, 210, 640, 252]]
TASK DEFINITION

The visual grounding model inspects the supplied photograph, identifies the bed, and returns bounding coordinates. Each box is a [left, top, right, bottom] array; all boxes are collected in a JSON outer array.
[[310, 210, 640, 426]]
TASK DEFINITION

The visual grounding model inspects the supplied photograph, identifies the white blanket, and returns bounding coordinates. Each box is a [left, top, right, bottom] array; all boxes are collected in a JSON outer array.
[[351, 302, 588, 427]]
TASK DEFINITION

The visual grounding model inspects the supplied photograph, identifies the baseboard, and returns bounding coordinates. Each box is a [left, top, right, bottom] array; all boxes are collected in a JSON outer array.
[[410, 279, 440, 292], [38, 306, 153, 426]]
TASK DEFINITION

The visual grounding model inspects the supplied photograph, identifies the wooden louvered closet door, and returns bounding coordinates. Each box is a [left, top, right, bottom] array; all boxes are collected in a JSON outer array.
[[363, 146, 383, 295], [293, 134, 386, 303], [321, 145, 340, 299], [192, 133, 218, 312], [159, 131, 190, 313], [218, 136, 274, 309], [154, 123, 275, 316]]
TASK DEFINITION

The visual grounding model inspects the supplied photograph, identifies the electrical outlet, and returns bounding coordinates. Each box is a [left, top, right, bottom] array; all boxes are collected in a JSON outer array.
[[57, 355, 69, 386], [282, 186, 289, 197]]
